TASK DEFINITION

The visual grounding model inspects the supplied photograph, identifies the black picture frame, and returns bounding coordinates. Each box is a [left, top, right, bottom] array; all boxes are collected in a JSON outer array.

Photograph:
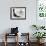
[[10, 7, 26, 20]]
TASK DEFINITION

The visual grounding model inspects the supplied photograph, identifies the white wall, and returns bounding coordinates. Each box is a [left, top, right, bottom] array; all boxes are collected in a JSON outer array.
[[0, 0, 37, 42]]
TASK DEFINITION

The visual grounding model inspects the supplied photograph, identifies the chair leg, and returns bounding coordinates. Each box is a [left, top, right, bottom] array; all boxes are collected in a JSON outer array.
[[4, 33, 7, 46], [4, 41, 7, 46]]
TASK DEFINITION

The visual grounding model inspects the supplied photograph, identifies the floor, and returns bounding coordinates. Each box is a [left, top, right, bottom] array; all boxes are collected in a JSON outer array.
[[0, 42, 46, 46]]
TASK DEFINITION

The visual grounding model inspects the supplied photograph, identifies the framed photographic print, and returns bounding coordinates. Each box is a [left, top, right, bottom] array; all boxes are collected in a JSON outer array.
[[37, 0, 46, 19], [36, 0, 46, 26], [10, 7, 26, 20]]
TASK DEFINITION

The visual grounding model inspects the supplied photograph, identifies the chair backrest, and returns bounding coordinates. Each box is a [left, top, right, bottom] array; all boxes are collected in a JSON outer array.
[[11, 27, 18, 34]]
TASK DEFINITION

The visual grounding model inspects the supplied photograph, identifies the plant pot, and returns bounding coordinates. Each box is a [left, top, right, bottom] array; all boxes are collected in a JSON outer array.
[[37, 39, 45, 44], [37, 39, 40, 43], [40, 38, 45, 43]]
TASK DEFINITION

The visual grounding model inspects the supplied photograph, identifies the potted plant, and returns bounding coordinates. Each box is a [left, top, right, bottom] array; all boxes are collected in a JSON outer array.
[[32, 25, 45, 30], [33, 32, 46, 43], [32, 25, 39, 30]]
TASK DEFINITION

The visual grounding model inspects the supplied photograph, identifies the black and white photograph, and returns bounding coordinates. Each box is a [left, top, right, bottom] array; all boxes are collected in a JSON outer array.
[[10, 7, 26, 20]]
